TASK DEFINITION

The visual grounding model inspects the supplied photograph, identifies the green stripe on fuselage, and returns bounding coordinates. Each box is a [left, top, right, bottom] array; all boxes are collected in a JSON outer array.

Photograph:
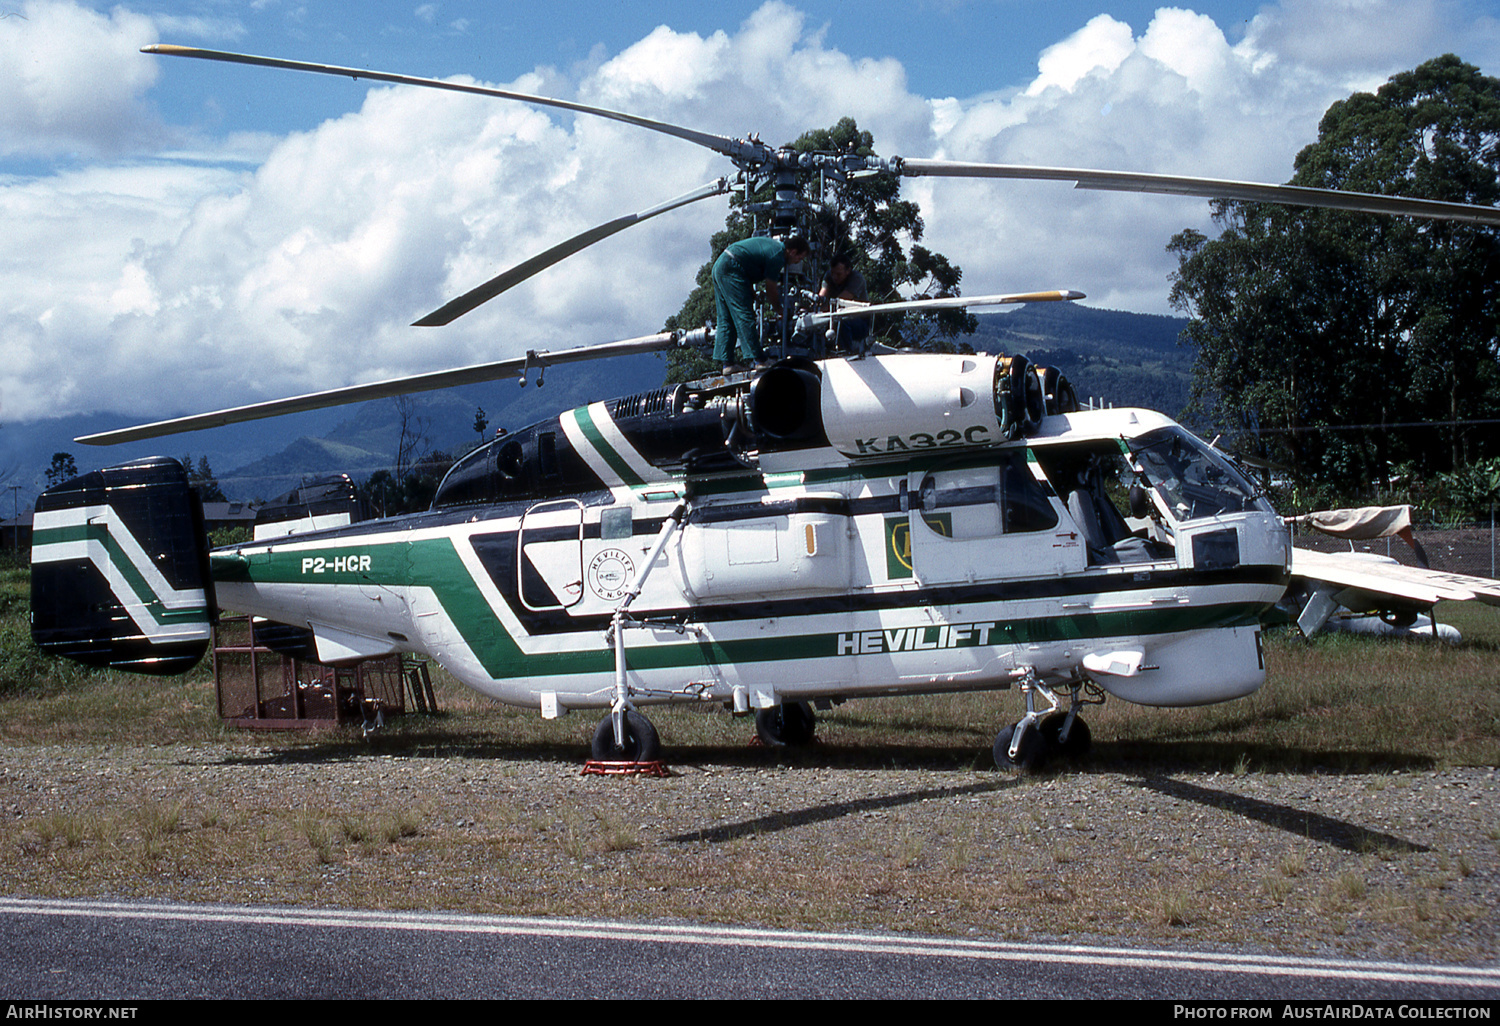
[[572, 405, 645, 487], [211, 534, 1267, 684]]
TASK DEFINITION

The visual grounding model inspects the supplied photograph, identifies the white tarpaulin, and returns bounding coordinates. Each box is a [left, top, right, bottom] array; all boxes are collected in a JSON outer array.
[[1292, 505, 1412, 540]]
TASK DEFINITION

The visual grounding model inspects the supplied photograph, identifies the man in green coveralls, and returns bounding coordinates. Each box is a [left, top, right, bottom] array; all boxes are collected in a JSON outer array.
[[712, 234, 810, 374]]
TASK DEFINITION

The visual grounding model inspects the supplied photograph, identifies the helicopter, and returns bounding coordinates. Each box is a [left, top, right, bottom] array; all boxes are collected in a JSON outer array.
[[28, 44, 1500, 771]]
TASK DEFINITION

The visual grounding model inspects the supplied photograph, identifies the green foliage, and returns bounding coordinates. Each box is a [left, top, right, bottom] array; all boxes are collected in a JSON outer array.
[[791, 118, 977, 348], [1433, 457, 1500, 519], [1169, 56, 1500, 497], [663, 117, 975, 380], [208, 525, 252, 548]]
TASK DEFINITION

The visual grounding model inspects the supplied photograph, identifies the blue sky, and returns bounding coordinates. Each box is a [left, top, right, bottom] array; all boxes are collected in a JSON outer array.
[[120, 1, 1275, 134], [2, 0, 1498, 432]]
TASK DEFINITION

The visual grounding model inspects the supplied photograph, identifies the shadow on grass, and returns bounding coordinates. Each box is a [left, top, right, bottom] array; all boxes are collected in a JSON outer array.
[[809, 709, 993, 740], [213, 722, 1438, 779], [214, 730, 1001, 772], [207, 724, 1438, 853], [665, 772, 1431, 851], [1129, 776, 1430, 854], [664, 778, 1022, 844]]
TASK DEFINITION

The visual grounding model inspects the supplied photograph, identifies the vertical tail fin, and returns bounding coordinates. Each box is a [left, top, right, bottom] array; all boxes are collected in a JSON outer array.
[[30, 456, 214, 675]]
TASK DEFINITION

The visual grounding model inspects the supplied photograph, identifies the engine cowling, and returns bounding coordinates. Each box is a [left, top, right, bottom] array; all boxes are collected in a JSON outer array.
[[749, 352, 1047, 461]]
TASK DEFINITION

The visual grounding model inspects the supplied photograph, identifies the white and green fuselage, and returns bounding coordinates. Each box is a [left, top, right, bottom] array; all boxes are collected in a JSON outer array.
[[202, 354, 1290, 716]]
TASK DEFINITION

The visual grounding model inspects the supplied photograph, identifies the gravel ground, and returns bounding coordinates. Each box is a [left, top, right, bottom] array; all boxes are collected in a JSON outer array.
[[0, 737, 1496, 966]]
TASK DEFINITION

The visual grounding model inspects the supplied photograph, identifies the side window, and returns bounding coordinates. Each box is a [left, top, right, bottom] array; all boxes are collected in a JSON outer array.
[[1000, 454, 1058, 533], [916, 453, 1057, 538], [917, 465, 1000, 539], [905, 453, 1068, 583], [600, 505, 633, 540], [538, 431, 559, 480]]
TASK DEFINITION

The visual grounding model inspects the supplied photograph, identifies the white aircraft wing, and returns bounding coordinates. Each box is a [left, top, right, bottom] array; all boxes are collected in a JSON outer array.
[[1288, 547, 1500, 636], [1291, 548, 1500, 605]]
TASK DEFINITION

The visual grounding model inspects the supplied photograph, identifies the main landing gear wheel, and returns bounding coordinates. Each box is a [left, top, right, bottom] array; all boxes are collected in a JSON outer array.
[[993, 713, 1091, 771], [591, 710, 661, 762], [755, 701, 816, 746], [1038, 711, 1092, 759]]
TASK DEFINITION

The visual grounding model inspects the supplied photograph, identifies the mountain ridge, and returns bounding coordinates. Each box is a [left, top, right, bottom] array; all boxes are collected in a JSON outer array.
[[4, 304, 1194, 507]]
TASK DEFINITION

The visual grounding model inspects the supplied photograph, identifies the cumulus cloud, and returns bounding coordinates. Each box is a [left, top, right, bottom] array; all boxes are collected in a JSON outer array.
[[915, 2, 1497, 311], [0, 0, 161, 156], [1241, 0, 1500, 88], [1026, 14, 1134, 95], [1, 0, 1497, 425]]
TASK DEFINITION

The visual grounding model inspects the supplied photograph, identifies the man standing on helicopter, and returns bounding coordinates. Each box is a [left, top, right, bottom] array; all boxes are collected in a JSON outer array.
[[819, 252, 871, 352], [712, 234, 810, 374]]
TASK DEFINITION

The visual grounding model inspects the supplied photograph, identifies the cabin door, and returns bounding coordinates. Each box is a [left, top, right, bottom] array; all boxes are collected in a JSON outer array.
[[905, 455, 1071, 584], [517, 499, 585, 610]]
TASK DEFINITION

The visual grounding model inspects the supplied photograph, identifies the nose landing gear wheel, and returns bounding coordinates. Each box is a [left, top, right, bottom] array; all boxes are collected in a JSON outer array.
[[591, 710, 661, 762], [1038, 712, 1092, 759], [993, 721, 1048, 772]]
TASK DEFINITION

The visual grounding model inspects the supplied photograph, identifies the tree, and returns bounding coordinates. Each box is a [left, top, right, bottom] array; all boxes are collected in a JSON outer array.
[[358, 451, 453, 517], [45, 452, 78, 488], [393, 396, 430, 482], [179, 453, 227, 502], [1169, 56, 1500, 494], [360, 469, 399, 518], [663, 117, 976, 381], [790, 119, 977, 349]]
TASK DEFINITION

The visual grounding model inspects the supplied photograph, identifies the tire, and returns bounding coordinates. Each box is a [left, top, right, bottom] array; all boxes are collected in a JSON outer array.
[[755, 701, 816, 746], [1038, 712, 1092, 759], [993, 720, 1048, 772], [1380, 608, 1419, 628], [590, 710, 661, 762]]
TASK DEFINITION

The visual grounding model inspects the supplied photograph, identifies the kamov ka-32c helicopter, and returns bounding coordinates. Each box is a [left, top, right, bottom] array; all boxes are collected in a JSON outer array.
[[29, 45, 1500, 770]]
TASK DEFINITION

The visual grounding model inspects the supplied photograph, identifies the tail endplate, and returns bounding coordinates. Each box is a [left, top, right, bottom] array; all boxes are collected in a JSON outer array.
[[30, 457, 214, 675]]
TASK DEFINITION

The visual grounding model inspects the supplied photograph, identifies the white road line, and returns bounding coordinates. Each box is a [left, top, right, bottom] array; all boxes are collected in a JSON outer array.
[[2, 898, 1496, 989]]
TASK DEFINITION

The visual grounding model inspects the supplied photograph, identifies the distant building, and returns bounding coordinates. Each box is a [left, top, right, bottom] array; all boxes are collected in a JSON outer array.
[[202, 501, 259, 537], [1, 512, 30, 554]]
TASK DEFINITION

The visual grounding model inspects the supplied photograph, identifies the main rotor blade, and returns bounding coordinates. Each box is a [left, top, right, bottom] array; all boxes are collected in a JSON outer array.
[[76, 330, 706, 446], [415, 178, 732, 326], [143, 45, 742, 158], [896, 160, 1500, 226], [803, 290, 1085, 328]]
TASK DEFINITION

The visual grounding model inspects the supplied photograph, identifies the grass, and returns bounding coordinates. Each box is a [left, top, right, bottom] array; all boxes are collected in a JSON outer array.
[[0, 560, 1496, 960], [1082, 603, 1500, 772]]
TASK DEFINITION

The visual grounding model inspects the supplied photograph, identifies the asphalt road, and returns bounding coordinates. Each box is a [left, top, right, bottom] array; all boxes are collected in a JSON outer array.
[[0, 898, 1497, 1001]]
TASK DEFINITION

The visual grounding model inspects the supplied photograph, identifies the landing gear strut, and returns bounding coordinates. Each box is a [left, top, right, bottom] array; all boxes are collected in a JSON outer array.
[[993, 673, 1098, 771]]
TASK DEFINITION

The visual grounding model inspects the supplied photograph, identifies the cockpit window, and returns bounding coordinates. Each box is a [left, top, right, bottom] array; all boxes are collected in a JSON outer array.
[[1127, 427, 1268, 521]]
